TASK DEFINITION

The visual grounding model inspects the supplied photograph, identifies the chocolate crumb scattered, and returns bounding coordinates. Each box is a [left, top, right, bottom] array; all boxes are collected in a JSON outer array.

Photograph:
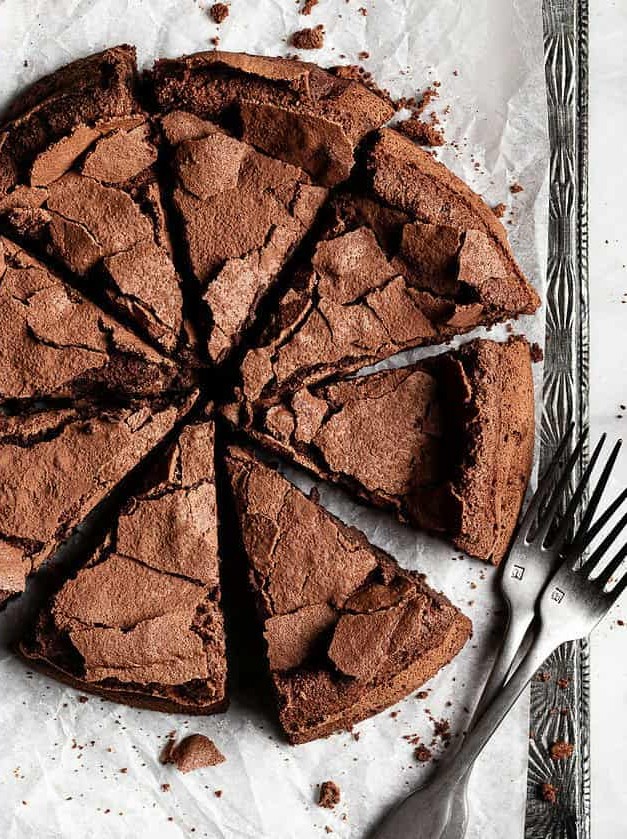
[[540, 782, 558, 804], [301, 0, 319, 13], [162, 734, 225, 773], [161, 783, 170, 792], [120, 767, 128, 774], [557, 677, 570, 689], [536, 671, 551, 683], [414, 745, 432, 762], [358, 51, 370, 60], [210, 3, 229, 23], [309, 486, 321, 504], [530, 342, 544, 363], [352, 731, 361, 742], [291, 25, 325, 49], [78, 696, 89, 704], [319, 780, 341, 809], [416, 691, 429, 700], [492, 203, 506, 219], [214, 789, 223, 798], [358, 6, 367, 15], [510, 182, 524, 194], [550, 741, 574, 760]]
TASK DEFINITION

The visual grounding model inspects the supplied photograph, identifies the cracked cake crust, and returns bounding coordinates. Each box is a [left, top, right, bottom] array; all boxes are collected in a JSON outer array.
[[0, 392, 196, 608], [229, 337, 534, 565], [19, 418, 228, 714], [224, 445, 472, 744]]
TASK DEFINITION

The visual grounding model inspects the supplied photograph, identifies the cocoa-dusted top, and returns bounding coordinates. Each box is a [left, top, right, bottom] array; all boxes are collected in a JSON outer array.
[[30, 420, 227, 697], [161, 110, 327, 363], [1, 113, 186, 355], [0, 236, 184, 404], [150, 50, 394, 186], [0, 46, 138, 196], [225, 446, 470, 686], [235, 174, 539, 407], [0, 394, 195, 606], [237, 337, 534, 565]]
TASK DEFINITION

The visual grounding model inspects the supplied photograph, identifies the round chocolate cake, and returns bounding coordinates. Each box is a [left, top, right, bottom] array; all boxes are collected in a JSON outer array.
[[0, 46, 537, 741]]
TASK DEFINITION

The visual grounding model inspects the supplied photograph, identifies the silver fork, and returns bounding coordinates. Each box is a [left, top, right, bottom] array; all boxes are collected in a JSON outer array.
[[440, 430, 624, 839], [372, 433, 627, 839]]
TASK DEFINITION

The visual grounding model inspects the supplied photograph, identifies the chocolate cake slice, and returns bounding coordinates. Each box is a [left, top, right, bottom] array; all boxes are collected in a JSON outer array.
[[20, 419, 227, 714], [159, 110, 327, 363], [0, 392, 196, 608], [224, 446, 471, 744], [0, 49, 188, 356], [234, 130, 540, 409], [150, 51, 394, 187], [229, 337, 534, 564], [0, 236, 190, 406]]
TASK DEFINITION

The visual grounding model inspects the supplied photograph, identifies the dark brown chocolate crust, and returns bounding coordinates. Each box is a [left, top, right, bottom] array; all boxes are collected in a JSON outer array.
[[233, 158, 540, 410], [19, 419, 228, 714], [160, 110, 327, 363], [229, 337, 534, 564], [224, 445, 471, 744], [0, 236, 189, 405], [149, 50, 394, 186], [0, 393, 197, 609], [0, 114, 188, 356], [0, 46, 139, 196]]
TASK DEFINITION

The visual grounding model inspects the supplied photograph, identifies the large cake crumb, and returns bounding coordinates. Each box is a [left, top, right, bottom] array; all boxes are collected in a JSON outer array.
[[319, 780, 341, 809], [291, 25, 325, 49]]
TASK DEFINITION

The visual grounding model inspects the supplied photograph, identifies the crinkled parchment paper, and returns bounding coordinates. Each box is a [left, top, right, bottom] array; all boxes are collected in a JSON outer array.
[[0, 1, 548, 836]]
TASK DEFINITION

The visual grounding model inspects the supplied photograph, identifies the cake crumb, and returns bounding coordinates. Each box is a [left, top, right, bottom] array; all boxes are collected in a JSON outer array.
[[414, 745, 432, 762], [214, 789, 223, 798], [319, 780, 341, 809], [161, 783, 170, 792], [530, 342, 544, 363], [550, 741, 574, 760], [416, 690, 429, 700], [557, 677, 570, 689], [78, 696, 89, 703], [397, 117, 444, 147], [536, 670, 551, 682], [291, 25, 325, 49], [358, 51, 370, 60], [540, 782, 558, 804], [510, 181, 524, 194], [492, 203, 506, 219], [209, 3, 229, 23], [301, 0, 319, 13], [161, 734, 225, 773]]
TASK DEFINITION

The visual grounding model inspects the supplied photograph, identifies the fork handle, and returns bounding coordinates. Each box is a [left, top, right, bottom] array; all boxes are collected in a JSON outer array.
[[440, 628, 557, 790], [439, 608, 533, 839]]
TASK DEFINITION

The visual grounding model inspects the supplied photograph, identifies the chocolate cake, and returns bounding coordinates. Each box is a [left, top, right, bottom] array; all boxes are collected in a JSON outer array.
[[0, 393, 196, 608], [20, 419, 227, 714], [233, 135, 539, 408], [229, 337, 534, 564], [0, 49, 188, 356], [0, 236, 188, 406], [160, 110, 327, 363], [224, 446, 472, 743], [150, 51, 395, 186]]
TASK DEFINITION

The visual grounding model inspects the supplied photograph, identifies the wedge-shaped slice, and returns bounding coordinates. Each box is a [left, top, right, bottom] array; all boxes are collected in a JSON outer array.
[[0, 237, 190, 406], [224, 446, 471, 744], [150, 51, 394, 187], [0, 392, 196, 608], [0, 46, 138, 196], [235, 131, 540, 409], [230, 337, 534, 565], [0, 51, 188, 355], [160, 111, 327, 363], [19, 419, 227, 714]]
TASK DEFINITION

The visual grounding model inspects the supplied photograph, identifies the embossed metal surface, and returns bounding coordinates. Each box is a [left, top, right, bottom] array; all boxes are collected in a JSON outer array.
[[526, 1, 590, 836]]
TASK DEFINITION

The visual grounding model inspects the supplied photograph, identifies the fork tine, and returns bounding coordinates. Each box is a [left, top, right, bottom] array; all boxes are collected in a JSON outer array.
[[571, 439, 623, 550], [579, 502, 627, 579], [577, 488, 627, 554], [546, 434, 608, 551], [516, 424, 575, 541], [590, 526, 627, 588], [532, 431, 587, 547], [607, 561, 627, 605]]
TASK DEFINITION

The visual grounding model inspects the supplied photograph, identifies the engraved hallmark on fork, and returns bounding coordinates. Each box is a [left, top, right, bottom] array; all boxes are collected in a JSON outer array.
[[511, 565, 525, 580], [551, 587, 565, 603]]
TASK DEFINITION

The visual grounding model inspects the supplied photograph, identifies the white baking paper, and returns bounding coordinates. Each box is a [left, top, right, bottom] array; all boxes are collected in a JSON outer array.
[[0, 1, 548, 837]]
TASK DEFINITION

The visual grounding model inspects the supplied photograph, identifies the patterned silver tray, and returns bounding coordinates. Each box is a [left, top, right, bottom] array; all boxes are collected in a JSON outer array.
[[525, 1, 590, 836]]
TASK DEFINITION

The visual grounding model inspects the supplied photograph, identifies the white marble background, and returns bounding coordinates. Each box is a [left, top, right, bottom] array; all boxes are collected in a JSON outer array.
[[589, 2, 627, 837]]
